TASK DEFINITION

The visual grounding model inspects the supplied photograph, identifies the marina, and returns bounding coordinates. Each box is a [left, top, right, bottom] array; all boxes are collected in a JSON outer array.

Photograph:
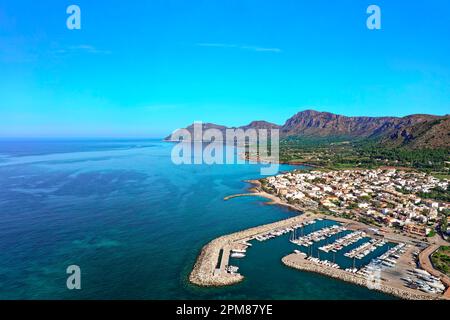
[[190, 207, 449, 300]]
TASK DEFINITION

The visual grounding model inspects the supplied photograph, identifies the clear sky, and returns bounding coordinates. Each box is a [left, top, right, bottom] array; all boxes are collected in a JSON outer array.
[[0, 0, 449, 137]]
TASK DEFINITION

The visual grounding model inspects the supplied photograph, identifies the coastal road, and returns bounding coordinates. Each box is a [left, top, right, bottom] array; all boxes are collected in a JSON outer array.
[[418, 237, 450, 299]]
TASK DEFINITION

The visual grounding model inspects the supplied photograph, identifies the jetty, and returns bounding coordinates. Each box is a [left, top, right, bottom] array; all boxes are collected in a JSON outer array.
[[223, 193, 260, 201], [290, 225, 346, 247], [344, 239, 385, 259], [319, 231, 366, 253]]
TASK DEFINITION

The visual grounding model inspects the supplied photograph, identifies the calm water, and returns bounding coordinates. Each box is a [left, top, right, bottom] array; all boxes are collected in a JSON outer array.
[[0, 139, 392, 299]]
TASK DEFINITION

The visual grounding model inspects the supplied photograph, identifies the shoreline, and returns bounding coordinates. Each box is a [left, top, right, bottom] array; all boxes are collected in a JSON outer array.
[[242, 153, 321, 168], [223, 179, 303, 212]]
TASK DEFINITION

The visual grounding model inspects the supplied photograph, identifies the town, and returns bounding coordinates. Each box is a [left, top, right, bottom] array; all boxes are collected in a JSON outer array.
[[261, 169, 450, 238]]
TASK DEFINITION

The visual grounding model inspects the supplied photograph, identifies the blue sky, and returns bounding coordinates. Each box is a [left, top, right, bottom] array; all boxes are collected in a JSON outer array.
[[0, 0, 449, 137]]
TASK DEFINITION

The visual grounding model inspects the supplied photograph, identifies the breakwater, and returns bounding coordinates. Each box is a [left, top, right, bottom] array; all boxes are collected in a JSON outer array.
[[189, 215, 316, 286], [282, 254, 440, 300]]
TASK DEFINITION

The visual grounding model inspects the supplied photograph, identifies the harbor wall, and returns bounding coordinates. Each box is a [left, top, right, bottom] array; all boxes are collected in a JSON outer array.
[[282, 254, 439, 300], [189, 215, 312, 286]]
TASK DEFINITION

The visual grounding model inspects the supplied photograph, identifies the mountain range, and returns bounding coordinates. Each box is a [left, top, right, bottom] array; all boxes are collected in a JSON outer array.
[[166, 110, 450, 149]]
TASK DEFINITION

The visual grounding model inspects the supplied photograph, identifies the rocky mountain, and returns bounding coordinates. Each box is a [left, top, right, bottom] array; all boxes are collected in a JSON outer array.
[[166, 110, 450, 149], [379, 116, 450, 149], [281, 110, 398, 138], [240, 121, 280, 131], [165, 121, 279, 141]]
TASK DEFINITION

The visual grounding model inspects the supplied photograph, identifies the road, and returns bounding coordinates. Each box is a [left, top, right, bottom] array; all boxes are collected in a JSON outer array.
[[418, 235, 450, 298]]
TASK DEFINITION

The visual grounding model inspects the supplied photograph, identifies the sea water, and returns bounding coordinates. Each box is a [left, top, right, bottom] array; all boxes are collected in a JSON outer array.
[[0, 139, 392, 299]]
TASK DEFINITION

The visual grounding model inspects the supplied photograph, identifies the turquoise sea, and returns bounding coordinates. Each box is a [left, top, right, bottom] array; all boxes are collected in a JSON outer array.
[[0, 139, 393, 299]]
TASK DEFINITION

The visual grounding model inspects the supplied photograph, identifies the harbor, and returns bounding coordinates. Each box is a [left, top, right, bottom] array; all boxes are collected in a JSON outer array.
[[190, 179, 449, 299], [190, 209, 449, 299]]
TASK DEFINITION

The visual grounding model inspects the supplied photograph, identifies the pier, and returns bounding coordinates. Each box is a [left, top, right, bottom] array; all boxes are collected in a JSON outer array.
[[290, 225, 346, 247], [223, 193, 260, 201], [344, 239, 386, 259], [319, 231, 366, 253]]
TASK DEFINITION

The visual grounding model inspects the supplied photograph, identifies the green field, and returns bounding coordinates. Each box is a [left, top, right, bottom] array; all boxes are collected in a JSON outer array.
[[278, 137, 450, 175], [431, 246, 450, 277]]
